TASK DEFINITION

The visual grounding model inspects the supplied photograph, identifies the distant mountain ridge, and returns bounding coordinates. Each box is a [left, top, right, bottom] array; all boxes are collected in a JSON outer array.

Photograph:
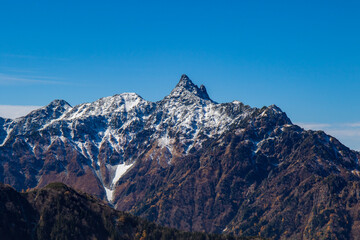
[[1, 74, 360, 239]]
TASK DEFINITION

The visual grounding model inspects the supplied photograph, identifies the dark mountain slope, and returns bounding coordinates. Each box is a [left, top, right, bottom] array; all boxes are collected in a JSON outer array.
[[113, 109, 360, 239], [0, 182, 260, 240]]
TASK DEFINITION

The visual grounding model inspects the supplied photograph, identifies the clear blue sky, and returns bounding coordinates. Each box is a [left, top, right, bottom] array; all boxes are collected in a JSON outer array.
[[1, 1, 360, 149]]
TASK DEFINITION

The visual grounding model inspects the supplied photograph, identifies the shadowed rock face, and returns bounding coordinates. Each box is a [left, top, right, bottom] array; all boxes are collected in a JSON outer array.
[[1, 75, 360, 239]]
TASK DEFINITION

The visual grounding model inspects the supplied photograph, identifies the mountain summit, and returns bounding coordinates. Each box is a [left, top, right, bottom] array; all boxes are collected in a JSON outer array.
[[0, 75, 360, 239], [166, 74, 212, 102]]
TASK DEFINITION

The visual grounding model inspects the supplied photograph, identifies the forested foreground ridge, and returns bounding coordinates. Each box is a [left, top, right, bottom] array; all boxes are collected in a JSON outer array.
[[0, 182, 262, 240]]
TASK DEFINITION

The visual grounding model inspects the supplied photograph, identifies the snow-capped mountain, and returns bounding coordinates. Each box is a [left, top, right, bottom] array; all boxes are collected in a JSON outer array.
[[1, 74, 360, 239], [0, 74, 266, 199]]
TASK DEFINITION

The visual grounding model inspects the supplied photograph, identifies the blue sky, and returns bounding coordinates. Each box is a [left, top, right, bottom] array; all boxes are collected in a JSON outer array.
[[0, 1, 360, 149]]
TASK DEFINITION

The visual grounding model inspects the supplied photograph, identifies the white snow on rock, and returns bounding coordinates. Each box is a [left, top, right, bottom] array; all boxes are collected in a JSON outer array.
[[63, 93, 147, 120], [104, 186, 114, 202], [112, 162, 134, 185]]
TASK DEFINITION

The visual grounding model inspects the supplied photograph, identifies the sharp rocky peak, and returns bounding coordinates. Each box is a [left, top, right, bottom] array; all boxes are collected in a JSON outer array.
[[165, 74, 212, 102], [17, 99, 72, 120], [47, 99, 72, 109]]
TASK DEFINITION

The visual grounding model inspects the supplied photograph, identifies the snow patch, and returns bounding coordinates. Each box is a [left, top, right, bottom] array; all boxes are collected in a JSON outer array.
[[112, 162, 134, 185], [103, 162, 134, 202], [158, 135, 172, 149], [104, 186, 114, 202], [260, 110, 267, 117], [124, 96, 140, 112]]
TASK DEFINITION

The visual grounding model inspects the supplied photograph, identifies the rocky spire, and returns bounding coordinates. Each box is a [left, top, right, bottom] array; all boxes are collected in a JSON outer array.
[[165, 74, 212, 102]]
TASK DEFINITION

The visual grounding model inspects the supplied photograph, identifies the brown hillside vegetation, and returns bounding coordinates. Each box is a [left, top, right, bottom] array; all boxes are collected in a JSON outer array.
[[0, 182, 262, 240]]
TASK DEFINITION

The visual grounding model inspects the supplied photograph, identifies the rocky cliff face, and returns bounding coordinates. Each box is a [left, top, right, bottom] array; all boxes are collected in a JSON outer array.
[[1, 74, 360, 239]]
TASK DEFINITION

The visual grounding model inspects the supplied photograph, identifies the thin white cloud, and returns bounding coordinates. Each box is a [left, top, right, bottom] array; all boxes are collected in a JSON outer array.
[[296, 123, 332, 130], [2, 54, 67, 61], [0, 73, 67, 85], [0, 105, 42, 119], [296, 122, 360, 151], [343, 122, 360, 128], [326, 129, 360, 137], [0, 66, 39, 74]]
